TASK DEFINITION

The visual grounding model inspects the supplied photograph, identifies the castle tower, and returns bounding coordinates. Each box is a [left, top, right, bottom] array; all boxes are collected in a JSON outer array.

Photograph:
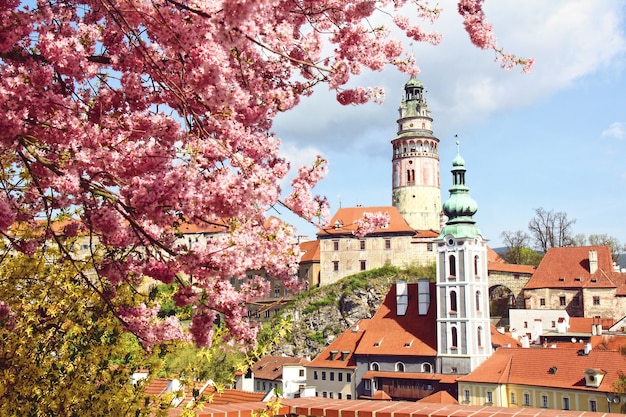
[[391, 77, 441, 231], [435, 143, 491, 375]]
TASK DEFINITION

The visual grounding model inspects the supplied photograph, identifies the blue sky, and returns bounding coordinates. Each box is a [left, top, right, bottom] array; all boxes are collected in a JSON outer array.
[[272, 1, 626, 250]]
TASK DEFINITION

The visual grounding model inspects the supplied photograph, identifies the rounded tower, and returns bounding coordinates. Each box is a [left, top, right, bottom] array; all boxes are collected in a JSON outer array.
[[391, 77, 441, 231]]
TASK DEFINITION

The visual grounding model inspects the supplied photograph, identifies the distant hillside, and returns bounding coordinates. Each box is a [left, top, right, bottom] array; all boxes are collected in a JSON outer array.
[[269, 264, 435, 359]]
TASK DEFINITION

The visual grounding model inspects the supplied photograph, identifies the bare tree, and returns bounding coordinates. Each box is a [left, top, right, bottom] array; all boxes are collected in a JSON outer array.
[[588, 233, 623, 262], [528, 208, 576, 252], [501, 230, 531, 264]]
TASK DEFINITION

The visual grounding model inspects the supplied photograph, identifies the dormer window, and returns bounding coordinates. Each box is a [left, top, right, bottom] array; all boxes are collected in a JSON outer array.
[[329, 350, 338, 360], [584, 369, 605, 388]]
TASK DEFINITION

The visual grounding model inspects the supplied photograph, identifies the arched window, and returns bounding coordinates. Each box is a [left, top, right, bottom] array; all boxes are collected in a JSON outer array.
[[475, 290, 481, 311], [421, 363, 432, 373], [396, 362, 405, 372], [477, 326, 483, 347], [474, 255, 480, 276], [450, 290, 457, 312], [449, 254, 456, 277], [451, 326, 458, 348], [370, 362, 380, 371]]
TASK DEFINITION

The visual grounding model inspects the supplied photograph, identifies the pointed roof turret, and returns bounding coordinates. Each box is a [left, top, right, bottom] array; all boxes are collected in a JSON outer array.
[[439, 141, 482, 239]]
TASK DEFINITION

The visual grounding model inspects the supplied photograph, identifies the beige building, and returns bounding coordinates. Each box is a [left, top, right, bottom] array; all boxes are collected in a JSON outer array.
[[523, 246, 626, 319], [316, 206, 438, 285], [457, 346, 626, 413]]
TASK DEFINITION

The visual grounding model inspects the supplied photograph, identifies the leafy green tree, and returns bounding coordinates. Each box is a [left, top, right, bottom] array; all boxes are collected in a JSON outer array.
[[500, 230, 543, 266]]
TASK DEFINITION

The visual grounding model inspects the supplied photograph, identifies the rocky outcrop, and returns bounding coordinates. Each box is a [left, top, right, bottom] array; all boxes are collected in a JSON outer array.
[[269, 266, 433, 359]]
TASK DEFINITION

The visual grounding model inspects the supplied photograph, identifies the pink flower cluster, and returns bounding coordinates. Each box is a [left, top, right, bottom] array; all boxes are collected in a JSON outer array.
[[0, 0, 532, 348]]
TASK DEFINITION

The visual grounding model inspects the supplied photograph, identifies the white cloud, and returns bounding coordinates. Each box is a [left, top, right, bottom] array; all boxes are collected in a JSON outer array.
[[277, 142, 325, 187], [602, 122, 625, 140], [274, 1, 626, 151]]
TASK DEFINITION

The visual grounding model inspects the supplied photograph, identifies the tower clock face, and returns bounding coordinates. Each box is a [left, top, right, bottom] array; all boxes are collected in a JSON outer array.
[[446, 236, 455, 247]]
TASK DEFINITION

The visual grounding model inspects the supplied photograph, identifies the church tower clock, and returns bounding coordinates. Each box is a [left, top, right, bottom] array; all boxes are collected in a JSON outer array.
[[435, 143, 491, 375], [391, 77, 442, 231]]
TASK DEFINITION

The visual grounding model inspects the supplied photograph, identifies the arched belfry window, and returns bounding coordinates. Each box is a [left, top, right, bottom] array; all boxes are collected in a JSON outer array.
[[449, 254, 456, 277], [451, 327, 458, 348], [474, 255, 480, 276], [477, 326, 483, 347], [450, 290, 457, 312], [475, 290, 481, 311]]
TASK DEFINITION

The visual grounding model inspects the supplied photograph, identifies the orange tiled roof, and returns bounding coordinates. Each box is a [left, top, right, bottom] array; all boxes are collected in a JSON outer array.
[[487, 247, 505, 263], [490, 325, 521, 348], [196, 396, 623, 417], [418, 390, 459, 404], [525, 246, 624, 290], [299, 240, 320, 263], [457, 347, 626, 392], [307, 320, 370, 369], [317, 206, 415, 236], [204, 387, 266, 405], [568, 317, 615, 333], [590, 334, 626, 351], [354, 282, 437, 357], [251, 356, 308, 381], [488, 262, 535, 274], [362, 371, 460, 384]]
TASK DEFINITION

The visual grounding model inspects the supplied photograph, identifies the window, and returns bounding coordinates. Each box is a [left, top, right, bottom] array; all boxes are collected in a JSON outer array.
[[321, 371, 326, 380], [370, 362, 380, 371], [346, 394, 352, 400], [422, 363, 432, 373], [313, 371, 318, 380], [256, 381, 260, 391], [263, 382, 266, 391], [322, 391, 327, 398], [474, 255, 479, 276], [523, 321, 528, 328], [427, 243, 433, 252], [486, 391, 493, 404], [589, 400, 597, 412], [329, 392, 333, 399], [274, 288, 280, 297], [330, 372, 334, 381], [510, 392, 516, 404], [396, 362, 405, 372], [476, 291, 481, 311], [360, 260, 366, 271], [523, 393, 530, 406], [541, 395, 548, 408], [559, 296, 566, 306], [264, 310, 270, 318], [346, 373, 352, 382], [593, 296, 600, 305], [359, 240, 366, 250], [299, 369, 304, 377], [551, 321, 556, 328], [337, 393, 342, 399], [540, 298, 546, 306], [562, 397, 570, 410], [333, 240, 339, 251], [385, 239, 391, 250], [477, 326, 483, 347], [333, 261, 339, 272], [451, 326, 458, 348], [464, 390, 470, 403], [364, 380, 371, 390], [338, 372, 343, 382], [450, 290, 457, 312], [449, 255, 456, 277]]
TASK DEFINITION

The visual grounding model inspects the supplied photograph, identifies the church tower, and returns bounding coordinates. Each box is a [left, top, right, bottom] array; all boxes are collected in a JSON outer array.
[[435, 143, 491, 375], [391, 77, 441, 231]]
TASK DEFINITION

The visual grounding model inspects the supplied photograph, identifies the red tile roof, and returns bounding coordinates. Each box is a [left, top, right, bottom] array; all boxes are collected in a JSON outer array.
[[568, 317, 614, 333], [354, 282, 437, 357], [488, 262, 535, 274], [490, 325, 521, 348], [204, 387, 266, 405], [457, 347, 626, 392], [418, 390, 459, 404], [317, 206, 416, 236], [299, 239, 320, 262], [525, 246, 625, 290], [307, 320, 370, 369], [251, 356, 308, 381], [589, 334, 626, 351], [196, 396, 624, 417]]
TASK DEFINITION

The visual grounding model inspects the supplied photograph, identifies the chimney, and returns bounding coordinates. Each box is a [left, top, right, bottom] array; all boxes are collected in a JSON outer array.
[[396, 280, 408, 316], [589, 250, 598, 274], [584, 342, 592, 355], [418, 278, 430, 315]]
